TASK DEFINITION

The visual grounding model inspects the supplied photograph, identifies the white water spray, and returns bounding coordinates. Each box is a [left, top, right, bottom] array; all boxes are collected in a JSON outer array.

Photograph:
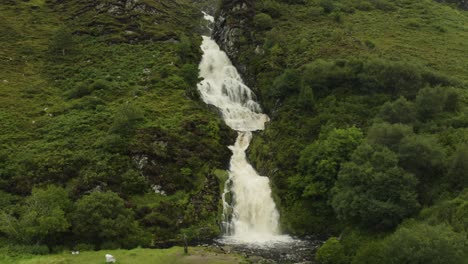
[[197, 14, 291, 244]]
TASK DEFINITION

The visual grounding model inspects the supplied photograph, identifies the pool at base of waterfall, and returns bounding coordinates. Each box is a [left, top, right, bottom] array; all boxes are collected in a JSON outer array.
[[209, 236, 322, 263]]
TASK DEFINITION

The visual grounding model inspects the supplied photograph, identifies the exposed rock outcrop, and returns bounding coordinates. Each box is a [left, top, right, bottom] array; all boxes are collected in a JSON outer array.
[[50, 0, 201, 43], [213, 0, 256, 87], [435, 0, 468, 10]]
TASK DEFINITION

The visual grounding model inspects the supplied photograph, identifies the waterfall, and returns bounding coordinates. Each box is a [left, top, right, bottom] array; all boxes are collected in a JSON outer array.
[[197, 13, 291, 244]]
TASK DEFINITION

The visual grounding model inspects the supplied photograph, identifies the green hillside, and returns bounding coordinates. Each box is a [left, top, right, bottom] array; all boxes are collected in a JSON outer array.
[[218, 0, 468, 262], [1, 0, 467, 263], [0, 0, 233, 253]]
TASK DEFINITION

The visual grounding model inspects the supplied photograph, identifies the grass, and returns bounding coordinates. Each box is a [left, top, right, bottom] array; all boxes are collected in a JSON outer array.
[[0, 247, 245, 264], [257, 0, 468, 80]]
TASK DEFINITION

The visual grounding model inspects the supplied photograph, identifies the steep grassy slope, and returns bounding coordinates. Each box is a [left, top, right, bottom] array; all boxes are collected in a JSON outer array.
[[0, 0, 232, 252]]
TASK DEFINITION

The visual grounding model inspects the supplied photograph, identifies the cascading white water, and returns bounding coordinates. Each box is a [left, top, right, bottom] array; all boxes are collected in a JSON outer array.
[[197, 14, 291, 244]]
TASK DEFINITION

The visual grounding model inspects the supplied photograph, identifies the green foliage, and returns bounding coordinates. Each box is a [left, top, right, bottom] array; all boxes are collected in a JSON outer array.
[[377, 97, 416, 124], [367, 122, 414, 151], [354, 223, 468, 264], [415, 86, 455, 121], [332, 144, 420, 230], [398, 135, 446, 180], [49, 26, 75, 56], [294, 127, 364, 198], [419, 190, 468, 233], [71, 191, 150, 249], [271, 69, 302, 99], [0, 185, 71, 246], [178, 34, 195, 63], [0, 0, 230, 251], [109, 104, 144, 136], [254, 13, 274, 30], [260, 0, 283, 18], [316, 237, 348, 264], [120, 170, 148, 196], [447, 145, 468, 190]]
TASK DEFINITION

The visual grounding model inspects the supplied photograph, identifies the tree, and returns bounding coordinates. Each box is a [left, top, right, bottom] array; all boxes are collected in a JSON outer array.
[[294, 127, 364, 199], [331, 144, 420, 230], [0, 185, 71, 245], [354, 223, 468, 264], [415, 86, 446, 121], [447, 145, 468, 190], [377, 97, 416, 124], [271, 69, 302, 99], [71, 191, 149, 248], [398, 134, 447, 203], [366, 122, 413, 152]]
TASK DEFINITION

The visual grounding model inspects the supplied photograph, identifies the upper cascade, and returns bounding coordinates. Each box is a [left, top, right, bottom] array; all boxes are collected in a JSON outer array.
[[197, 36, 269, 132]]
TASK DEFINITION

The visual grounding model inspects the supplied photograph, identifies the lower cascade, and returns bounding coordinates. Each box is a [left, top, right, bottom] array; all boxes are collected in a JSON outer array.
[[197, 14, 291, 244]]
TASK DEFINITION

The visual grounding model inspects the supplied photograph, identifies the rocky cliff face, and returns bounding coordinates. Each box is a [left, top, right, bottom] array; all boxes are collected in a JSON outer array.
[[51, 0, 201, 43], [213, 0, 256, 86], [436, 0, 468, 10]]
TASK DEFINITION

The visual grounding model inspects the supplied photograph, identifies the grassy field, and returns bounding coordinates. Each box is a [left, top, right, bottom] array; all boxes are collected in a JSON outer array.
[[0, 247, 245, 264]]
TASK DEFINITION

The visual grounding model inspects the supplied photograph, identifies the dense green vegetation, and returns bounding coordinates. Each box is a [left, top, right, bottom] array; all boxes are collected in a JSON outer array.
[[1, 0, 467, 262], [0, 0, 234, 256], [222, 0, 468, 262]]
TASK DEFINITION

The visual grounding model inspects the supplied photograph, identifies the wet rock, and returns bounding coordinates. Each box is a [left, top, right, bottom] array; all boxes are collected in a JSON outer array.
[[213, 0, 256, 87]]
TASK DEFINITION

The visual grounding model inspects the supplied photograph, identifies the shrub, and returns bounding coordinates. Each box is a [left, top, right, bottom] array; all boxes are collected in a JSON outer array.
[[66, 83, 91, 99], [355, 223, 468, 264], [371, 0, 397, 11], [261, 0, 283, 18], [271, 69, 302, 99], [316, 237, 348, 264], [254, 13, 273, 30], [109, 103, 144, 136]]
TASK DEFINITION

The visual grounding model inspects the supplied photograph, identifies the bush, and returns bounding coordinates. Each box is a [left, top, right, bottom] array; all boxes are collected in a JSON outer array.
[[109, 103, 144, 136], [74, 243, 95, 252], [91, 79, 112, 90], [355, 223, 468, 264], [254, 13, 273, 30], [320, 0, 336, 13], [66, 83, 92, 99], [371, 0, 397, 11], [316, 237, 348, 264], [261, 0, 283, 18], [354, 1, 374, 11], [271, 69, 302, 99]]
